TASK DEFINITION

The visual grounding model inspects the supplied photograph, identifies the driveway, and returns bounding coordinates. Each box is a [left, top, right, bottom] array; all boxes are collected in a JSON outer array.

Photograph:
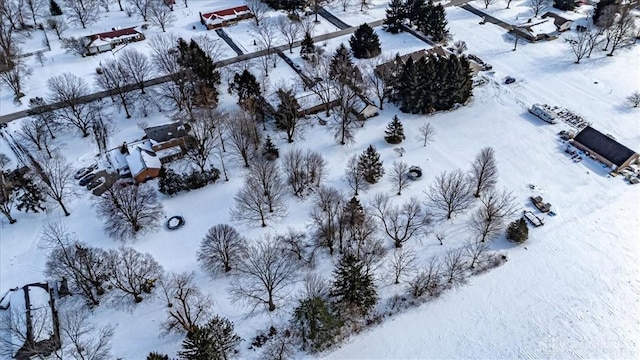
[[90, 170, 119, 196]]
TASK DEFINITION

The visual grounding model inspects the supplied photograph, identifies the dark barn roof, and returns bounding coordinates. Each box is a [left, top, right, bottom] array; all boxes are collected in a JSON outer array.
[[573, 126, 637, 167]]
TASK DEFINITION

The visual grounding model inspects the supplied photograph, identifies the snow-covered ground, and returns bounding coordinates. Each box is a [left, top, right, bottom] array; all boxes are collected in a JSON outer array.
[[1, 2, 639, 359]]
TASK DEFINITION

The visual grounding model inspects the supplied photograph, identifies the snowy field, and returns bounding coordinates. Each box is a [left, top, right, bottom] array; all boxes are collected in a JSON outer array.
[[1, 1, 640, 359]]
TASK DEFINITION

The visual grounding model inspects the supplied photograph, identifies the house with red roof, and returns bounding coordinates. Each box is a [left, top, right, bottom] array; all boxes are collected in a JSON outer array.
[[85, 27, 145, 55], [199, 5, 253, 30]]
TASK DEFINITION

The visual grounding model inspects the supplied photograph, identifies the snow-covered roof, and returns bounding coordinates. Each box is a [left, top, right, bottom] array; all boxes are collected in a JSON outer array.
[[201, 5, 252, 26], [126, 140, 161, 178], [26, 286, 53, 342], [527, 19, 558, 36], [155, 145, 182, 159]]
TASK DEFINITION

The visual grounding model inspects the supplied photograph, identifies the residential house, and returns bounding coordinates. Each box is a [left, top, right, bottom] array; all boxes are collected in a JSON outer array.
[[86, 27, 145, 55], [124, 140, 162, 183], [571, 126, 639, 171], [510, 19, 558, 42], [144, 121, 190, 164], [352, 96, 379, 120], [542, 12, 574, 32], [200, 5, 253, 30], [0, 283, 60, 360]]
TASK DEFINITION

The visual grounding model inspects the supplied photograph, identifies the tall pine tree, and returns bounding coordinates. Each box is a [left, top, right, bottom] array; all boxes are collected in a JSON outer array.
[[50, 0, 63, 15], [384, 115, 405, 144], [177, 38, 221, 105], [424, 3, 449, 43], [349, 23, 382, 59], [178, 316, 242, 360], [329, 43, 363, 90], [300, 31, 315, 60], [553, 0, 575, 11], [229, 69, 260, 107], [330, 253, 377, 316], [357, 145, 384, 184], [383, 0, 405, 33], [293, 296, 343, 352]]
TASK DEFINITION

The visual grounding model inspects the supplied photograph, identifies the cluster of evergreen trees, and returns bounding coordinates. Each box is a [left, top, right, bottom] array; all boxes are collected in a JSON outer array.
[[384, 0, 449, 42], [158, 167, 220, 196], [391, 54, 473, 114], [0, 167, 46, 224], [176, 38, 221, 107]]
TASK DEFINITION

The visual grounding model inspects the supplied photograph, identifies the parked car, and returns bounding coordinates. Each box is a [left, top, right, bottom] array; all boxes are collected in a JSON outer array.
[[505, 76, 516, 84], [78, 173, 96, 186], [0, 123, 7, 128], [74, 167, 93, 179], [87, 176, 106, 190]]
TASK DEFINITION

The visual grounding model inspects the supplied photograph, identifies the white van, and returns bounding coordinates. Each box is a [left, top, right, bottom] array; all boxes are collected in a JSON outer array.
[[529, 104, 557, 124]]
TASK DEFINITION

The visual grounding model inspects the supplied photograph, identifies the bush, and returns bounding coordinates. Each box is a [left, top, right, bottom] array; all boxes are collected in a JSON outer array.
[[506, 218, 528, 243], [158, 167, 220, 195]]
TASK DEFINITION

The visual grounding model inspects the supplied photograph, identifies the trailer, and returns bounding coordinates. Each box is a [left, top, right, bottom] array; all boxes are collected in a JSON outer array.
[[523, 210, 544, 227], [529, 104, 558, 124]]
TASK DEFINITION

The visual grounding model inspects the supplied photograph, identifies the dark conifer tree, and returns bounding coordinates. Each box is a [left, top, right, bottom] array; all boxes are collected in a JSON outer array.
[[300, 31, 315, 60], [261, 135, 280, 160], [330, 253, 377, 316], [384, 115, 405, 144], [13, 174, 46, 213], [553, 0, 575, 10], [229, 69, 260, 106], [178, 316, 241, 360], [424, 3, 449, 43], [349, 23, 382, 59], [50, 0, 63, 15], [177, 38, 221, 104], [329, 43, 363, 90], [293, 296, 343, 352], [507, 218, 529, 243], [383, 0, 405, 33], [146, 352, 169, 360], [357, 145, 384, 184], [407, 0, 426, 26]]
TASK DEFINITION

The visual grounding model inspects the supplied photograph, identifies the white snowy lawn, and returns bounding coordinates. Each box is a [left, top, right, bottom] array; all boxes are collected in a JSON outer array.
[[1, 2, 639, 359]]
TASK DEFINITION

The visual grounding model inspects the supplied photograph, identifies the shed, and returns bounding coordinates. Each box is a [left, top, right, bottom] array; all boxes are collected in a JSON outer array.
[[542, 12, 574, 32], [571, 126, 639, 171]]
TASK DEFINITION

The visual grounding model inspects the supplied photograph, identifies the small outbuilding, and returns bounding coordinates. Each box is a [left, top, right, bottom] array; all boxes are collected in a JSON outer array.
[[571, 126, 639, 171], [542, 12, 574, 32]]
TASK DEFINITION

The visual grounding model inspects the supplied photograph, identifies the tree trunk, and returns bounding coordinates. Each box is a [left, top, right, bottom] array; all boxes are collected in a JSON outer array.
[[58, 200, 70, 216], [1, 210, 16, 224]]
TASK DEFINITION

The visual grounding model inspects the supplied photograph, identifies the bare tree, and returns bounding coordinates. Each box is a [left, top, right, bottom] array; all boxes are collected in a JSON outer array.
[[406, 256, 443, 298], [0, 57, 31, 100], [231, 177, 286, 227], [106, 246, 164, 303], [127, 0, 150, 20], [567, 29, 591, 64], [63, 0, 100, 28], [426, 169, 473, 220], [469, 147, 498, 198], [147, 0, 175, 32], [417, 122, 436, 147], [159, 272, 214, 334], [193, 34, 225, 63], [301, 57, 333, 116], [330, 85, 360, 145], [0, 2, 22, 63], [252, 18, 280, 75], [528, 0, 546, 17], [282, 148, 327, 197], [47, 73, 99, 137], [370, 194, 431, 248], [229, 236, 299, 312], [96, 58, 133, 118], [338, 0, 351, 11], [627, 91, 640, 108], [444, 249, 467, 286], [43, 222, 110, 306], [483, 0, 495, 8], [96, 183, 165, 241], [248, 156, 287, 213], [227, 110, 258, 167], [91, 116, 111, 157], [0, 171, 17, 224], [118, 48, 153, 94], [434, 227, 446, 245], [344, 154, 368, 196], [184, 108, 219, 172], [198, 224, 247, 276], [388, 246, 417, 284], [604, 5, 637, 56], [468, 188, 518, 242], [309, 186, 346, 255], [464, 238, 490, 269], [24, 0, 46, 26], [31, 154, 76, 216], [389, 160, 410, 196], [585, 26, 601, 58], [247, 0, 269, 26], [56, 306, 114, 360], [18, 118, 53, 156], [362, 56, 391, 110], [276, 15, 302, 53], [0, 301, 60, 359], [276, 228, 315, 268], [47, 17, 68, 39]]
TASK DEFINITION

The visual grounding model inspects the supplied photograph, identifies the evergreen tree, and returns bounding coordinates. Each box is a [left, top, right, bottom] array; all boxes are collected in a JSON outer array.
[[50, 0, 63, 15], [177, 38, 221, 104], [553, 0, 575, 11], [342, 196, 365, 243], [384, 115, 405, 144], [421, 3, 449, 43], [593, 0, 615, 25], [507, 218, 529, 243], [450, 55, 472, 105], [300, 31, 315, 60], [229, 69, 260, 107], [383, 0, 405, 33], [13, 174, 46, 213], [178, 316, 242, 360], [261, 135, 280, 160], [158, 167, 184, 196], [407, 0, 426, 26], [147, 352, 170, 360], [357, 145, 384, 184], [349, 23, 382, 59], [274, 87, 301, 142], [293, 296, 343, 352], [330, 253, 377, 316]]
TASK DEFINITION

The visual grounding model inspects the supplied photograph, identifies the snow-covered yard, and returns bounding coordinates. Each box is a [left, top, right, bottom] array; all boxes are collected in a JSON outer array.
[[1, 2, 639, 360]]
